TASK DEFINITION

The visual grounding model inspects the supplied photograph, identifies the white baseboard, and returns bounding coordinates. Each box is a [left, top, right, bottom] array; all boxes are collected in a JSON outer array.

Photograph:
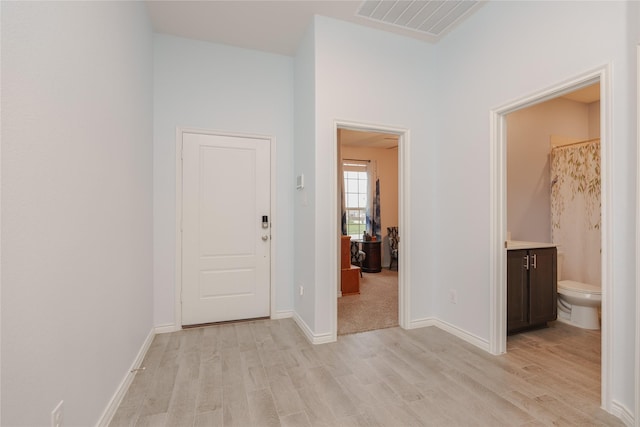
[[96, 328, 155, 427], [408, 317, 490, 352], [154, 323, 179, 334], [292, 312, 335, 345], [407, 317, 437, 330], [271, 310, 294, 320], [610, 400, 634, 426]]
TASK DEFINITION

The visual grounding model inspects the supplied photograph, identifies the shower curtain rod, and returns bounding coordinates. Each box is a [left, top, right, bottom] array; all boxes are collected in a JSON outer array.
[[551, 137, 601, 150]]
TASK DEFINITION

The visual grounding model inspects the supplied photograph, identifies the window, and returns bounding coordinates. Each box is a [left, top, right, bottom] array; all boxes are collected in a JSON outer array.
[[343, 161, 368, 238]]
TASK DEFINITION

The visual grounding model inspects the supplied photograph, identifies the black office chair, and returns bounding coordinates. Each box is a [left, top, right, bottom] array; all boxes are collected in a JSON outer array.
[[350, 241, 366, 277], [387, 227, 399, 270]]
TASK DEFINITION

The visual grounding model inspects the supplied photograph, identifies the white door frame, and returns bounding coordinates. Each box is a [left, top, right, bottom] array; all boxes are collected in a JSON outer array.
[[175, 127, 277, 328], [489, 66, 612, 408], [331, 120, 411, 340], [635, 45, 640, 427]]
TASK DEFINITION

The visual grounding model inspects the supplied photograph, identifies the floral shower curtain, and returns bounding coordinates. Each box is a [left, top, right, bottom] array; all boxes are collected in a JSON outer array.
[[550, 139, 601, 286]]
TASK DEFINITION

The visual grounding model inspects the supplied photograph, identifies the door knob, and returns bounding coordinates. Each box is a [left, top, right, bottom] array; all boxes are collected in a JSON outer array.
[[262, 235, 269, 241]]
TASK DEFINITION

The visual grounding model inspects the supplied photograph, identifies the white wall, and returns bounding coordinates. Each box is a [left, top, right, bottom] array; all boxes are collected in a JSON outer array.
[[432, 0, 636, 416], [1, 2, 153, 425], [293, 22, 317, 332], [311, 16, 437, 334], [589, 101, 601, 139], [153, 35, 295, 326], [507, 97, 592, 243]]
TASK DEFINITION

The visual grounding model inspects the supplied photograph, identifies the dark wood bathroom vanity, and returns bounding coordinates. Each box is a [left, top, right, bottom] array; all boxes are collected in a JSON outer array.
[[507, 241, 558, 334]]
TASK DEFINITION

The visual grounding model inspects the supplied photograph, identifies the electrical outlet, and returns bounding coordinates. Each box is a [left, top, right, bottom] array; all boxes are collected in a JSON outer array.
[[51, 400, 63, 427], [449, 290, 458, 304], [299, 285, 304, 296]]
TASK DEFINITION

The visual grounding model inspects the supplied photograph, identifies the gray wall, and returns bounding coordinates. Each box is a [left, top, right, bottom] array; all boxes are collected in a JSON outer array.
[[2, 2, 154, 425]]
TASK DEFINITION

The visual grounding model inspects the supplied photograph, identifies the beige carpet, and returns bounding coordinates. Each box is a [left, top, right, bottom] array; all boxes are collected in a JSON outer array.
[[338, 269, 398, 335]]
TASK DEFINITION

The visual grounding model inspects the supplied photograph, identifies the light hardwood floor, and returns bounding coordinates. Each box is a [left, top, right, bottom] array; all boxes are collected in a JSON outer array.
[[110, 319, 622, 427]]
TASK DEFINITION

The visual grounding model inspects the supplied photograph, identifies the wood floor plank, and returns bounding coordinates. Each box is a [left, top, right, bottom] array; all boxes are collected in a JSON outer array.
[[178, 328, 202, 382], [194, 409, 222, 427], [220, 346, 244, 386], [195, 353, 223, 413], [247, 388, 281, 427], [366, 356, 424, 402], [241, 348, 269, 392], [335, 407, 391, 427], [236, 321, 257, 352], [279, 412, 312, 427], [256, 338, 285, 368], [218, 323, 238, 350], [111, 319, 623, 427], [249, 320, 272, 345], [268, 373, 305, 417], [222, 382, 252, 427], [133, 412, 167, 427], [406, 398, 454, 426], [305, 366, 358, 419], [164, 377, 197, 427], [311, 342, 353, 378], [333, 374, 379, 413], [363, 380, 405, 407], [363, 403, 424, 427], [296, 384, 339, 426], [200, 324, 221, 357], [136, 335, 181, 417], [507, 389, 580, 426], [439, 368, 533, 425], [268, 319, 300, 350]]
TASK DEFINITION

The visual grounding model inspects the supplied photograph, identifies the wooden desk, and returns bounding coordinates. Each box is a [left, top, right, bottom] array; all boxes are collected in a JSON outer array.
[[354, 240, 382, 273]]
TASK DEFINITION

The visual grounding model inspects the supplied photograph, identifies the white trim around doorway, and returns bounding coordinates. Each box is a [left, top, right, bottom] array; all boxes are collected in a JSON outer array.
[[332, 120, 411, 340], [174, 127, 278, 331], [489, 66, 612, 410], [635, 44, 640, 427]]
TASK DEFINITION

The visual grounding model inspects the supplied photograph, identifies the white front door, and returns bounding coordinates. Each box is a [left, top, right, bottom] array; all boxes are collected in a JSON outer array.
[[181, 131, 271, 326]]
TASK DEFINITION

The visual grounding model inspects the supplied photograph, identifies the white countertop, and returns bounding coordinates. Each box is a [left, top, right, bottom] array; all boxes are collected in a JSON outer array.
[[506, 240, 557, 250]]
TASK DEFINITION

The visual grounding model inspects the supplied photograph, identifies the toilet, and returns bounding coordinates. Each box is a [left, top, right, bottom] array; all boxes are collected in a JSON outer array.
[[557, 252, 602, 330]]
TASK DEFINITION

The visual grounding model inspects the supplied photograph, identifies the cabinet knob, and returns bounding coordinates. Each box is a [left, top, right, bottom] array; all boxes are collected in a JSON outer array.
[[531, 254, 537, 269], [523, 255, 529, 270]]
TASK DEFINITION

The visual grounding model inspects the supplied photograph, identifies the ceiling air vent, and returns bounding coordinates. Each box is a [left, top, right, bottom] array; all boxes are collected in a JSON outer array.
[[357, 0, 482, 39]]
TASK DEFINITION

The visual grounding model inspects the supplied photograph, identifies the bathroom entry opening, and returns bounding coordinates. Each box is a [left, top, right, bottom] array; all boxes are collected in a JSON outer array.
[[491, 69, 610, 409], [505, 85, 602, 331]]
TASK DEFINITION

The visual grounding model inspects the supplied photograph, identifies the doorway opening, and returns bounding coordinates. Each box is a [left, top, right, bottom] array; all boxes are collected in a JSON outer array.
[[337, 128, 399, 335], [332, 121, 410, 339], [490, 67, 611, 409]]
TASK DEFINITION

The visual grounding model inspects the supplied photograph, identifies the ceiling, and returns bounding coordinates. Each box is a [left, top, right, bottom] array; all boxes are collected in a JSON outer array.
[[145, 1, 486, 56], [561, 83, 600, 104], [339, 129, 399, 149], [146, 1, 596, 148]]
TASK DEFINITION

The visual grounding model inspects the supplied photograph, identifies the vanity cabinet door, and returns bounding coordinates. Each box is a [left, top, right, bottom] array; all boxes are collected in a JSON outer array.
[[529, 247, 557, 325], [507, 249, 529, 333]]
